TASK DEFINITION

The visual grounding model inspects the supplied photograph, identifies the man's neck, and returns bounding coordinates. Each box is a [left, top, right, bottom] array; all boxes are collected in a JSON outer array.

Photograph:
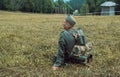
[[66, 27, 73, 31]]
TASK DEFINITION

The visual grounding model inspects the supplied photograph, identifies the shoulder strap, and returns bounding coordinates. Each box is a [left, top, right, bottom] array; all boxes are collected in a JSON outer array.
[[77, 28, 84, 36]]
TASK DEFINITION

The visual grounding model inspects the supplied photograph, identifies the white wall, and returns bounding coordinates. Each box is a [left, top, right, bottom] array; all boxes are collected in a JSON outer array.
[[109, 7, 115, 15], [101, 6, 115, 15]]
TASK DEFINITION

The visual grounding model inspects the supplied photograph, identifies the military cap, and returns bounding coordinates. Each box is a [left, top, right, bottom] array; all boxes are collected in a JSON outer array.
[[65, 15, 76, 26]]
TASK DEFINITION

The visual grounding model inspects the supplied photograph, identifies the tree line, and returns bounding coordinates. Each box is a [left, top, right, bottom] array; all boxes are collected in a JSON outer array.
[[0, 0, 55, 13], [0, 0, 119, 15], [0, 0, 73, 14]]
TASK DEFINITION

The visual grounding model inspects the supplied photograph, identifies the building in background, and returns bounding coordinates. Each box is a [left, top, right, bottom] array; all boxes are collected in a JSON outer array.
[[101, 1, 117, 16]]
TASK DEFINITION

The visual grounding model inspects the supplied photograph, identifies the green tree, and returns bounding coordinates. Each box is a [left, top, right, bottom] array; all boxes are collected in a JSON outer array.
[[33, 0, 43, 13], [33, 0, 55, 13], [58, 0, 65, 13], [54, 0, 73, 14], [2, 0, 11, 10], [114, 0, 120, 15], [8, 0, 23, 11], [20, 0, 34, 12], [65, 3, 73, 14], [0, 0, 4, 10], [69, 0, 85, 10], [42, 0, 55, 13], [85, 0, 105, 14], [0, 0, 24, 11], [80, 4, 89, 15]]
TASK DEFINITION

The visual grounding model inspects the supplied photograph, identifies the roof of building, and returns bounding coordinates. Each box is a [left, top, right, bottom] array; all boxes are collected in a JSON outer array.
[[101, 1, 116, 7]]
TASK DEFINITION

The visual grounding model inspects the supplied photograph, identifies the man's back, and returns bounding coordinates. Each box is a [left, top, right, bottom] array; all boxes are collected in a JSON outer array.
[[61, 29, 77, 53]]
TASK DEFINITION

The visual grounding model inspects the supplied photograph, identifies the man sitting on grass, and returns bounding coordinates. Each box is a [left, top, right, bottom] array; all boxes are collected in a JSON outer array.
[[52, 15, 92, 70]]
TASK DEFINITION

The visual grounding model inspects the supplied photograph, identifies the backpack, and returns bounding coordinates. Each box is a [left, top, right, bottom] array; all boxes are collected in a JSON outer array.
[[70, 28, 93, 62]]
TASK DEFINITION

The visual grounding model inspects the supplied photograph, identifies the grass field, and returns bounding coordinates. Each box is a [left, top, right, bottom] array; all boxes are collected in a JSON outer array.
[[0, 11, 120, 77]]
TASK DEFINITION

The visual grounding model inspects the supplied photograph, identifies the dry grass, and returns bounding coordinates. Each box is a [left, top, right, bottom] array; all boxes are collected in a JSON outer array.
[[0, 11, 120, 77]]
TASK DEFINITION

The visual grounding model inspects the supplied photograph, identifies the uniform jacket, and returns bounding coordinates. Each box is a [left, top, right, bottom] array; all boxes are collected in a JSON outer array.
[[53, 28, 77, 67]]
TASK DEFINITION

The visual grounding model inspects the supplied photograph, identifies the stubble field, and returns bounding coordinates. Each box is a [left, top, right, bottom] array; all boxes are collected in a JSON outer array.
[[0, 11, 120, 77]]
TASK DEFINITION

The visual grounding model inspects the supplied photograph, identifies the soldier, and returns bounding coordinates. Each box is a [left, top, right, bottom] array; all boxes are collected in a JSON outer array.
[[52, 15, 92, 70]]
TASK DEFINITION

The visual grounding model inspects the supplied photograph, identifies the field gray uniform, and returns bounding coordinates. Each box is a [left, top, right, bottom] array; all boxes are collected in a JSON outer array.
[[53, 29, 87, 67]]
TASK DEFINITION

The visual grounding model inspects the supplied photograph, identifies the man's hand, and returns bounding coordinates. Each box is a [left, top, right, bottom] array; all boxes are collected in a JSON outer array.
[[73, 34, 78, 40], [52, 66, 59, 70]]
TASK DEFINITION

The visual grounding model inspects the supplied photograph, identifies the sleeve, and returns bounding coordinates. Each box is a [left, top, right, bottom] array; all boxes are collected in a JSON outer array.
[[53, 32, 66, 67]]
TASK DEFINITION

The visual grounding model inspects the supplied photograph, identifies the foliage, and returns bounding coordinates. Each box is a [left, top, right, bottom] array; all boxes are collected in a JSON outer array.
[[32, 0, 42, 13], [54, 0, 73, 14], [85, 0, 105, 13], [0, 0, 55, 13], [68, 0, 85, 10], [0, 0, 4, 9], [0, 0, 72, 14], [43, 0, 55, 13], [20, 0, 34, 12], [0, 0, 120, 14], [0, 11, 120, 76], [114, 0, 120, 15], [79, 4, 89, 15]]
